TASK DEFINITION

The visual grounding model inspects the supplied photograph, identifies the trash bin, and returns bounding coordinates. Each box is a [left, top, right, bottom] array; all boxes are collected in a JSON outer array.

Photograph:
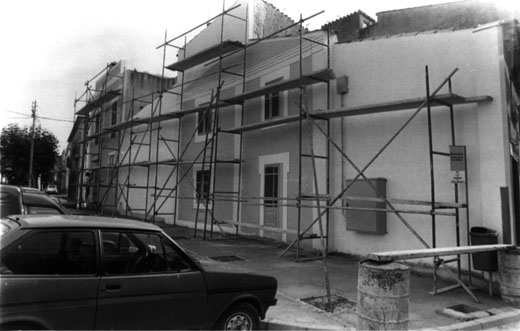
[[470, 226, 498, 271]]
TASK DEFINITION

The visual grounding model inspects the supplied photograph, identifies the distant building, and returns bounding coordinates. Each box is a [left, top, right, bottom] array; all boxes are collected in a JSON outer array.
[[322, 10, 376, 43], [72, 61, 175, 211], [66, 117, 84, 203]]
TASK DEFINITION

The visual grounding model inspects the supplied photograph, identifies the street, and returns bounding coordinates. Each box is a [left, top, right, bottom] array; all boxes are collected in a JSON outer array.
[[162, 224, 520, 330]]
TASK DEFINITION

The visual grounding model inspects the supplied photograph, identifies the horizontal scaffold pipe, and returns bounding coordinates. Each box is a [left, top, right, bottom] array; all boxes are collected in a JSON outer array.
[[338, 206, 456, 216], [340, 195, 465, 208]]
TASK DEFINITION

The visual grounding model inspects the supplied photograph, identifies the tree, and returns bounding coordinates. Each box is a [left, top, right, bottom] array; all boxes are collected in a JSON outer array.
[[0, 123, 59, 186]]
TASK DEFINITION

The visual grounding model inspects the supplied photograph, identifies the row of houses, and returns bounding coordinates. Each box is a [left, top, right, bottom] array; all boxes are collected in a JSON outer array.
[[65, 0, 519, 278]]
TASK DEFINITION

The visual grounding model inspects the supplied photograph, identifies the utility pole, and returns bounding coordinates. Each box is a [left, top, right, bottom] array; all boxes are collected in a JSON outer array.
[[28, 100, 37, 188]]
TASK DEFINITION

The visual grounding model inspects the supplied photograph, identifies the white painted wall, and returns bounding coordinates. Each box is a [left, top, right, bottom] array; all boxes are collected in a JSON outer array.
[[329, 27, 508, 263]]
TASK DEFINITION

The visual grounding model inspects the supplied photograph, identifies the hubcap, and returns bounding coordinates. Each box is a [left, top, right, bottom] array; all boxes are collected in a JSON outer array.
[[226, 314, 252, 330]]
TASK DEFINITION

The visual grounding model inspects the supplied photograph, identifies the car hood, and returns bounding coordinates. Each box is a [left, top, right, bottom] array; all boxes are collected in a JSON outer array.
[[203, 271, 277, 292]]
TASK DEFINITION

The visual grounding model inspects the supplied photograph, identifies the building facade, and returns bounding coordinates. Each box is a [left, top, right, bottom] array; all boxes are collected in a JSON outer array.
[[72, 61, 175, 214], [73, 1, 519, 273], [328, 19, 519, 263]]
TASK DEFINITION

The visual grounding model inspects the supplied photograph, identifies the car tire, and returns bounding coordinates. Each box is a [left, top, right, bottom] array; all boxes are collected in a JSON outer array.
[[214, 302, 260, 330]]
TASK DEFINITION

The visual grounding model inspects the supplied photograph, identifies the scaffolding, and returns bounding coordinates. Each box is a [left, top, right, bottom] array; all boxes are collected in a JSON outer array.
[[279, 66, 492, 299], [153, 3, 248, 239], [157, 4, 333, 306], [72, 1, 495, 301], [74, 61, 178, 220], [74, 61, 123, 211], [151, 3, 334, 244]]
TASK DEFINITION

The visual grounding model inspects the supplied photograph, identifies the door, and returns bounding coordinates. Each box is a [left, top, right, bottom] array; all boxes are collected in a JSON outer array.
[[95, 230, 207, 330], [0, 230, 99, 329], [264, 164, 280, 227]]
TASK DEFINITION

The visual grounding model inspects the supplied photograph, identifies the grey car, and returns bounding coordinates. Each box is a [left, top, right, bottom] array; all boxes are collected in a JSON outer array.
[[0, 185, 68, 217], [0, 215, 277, 330]]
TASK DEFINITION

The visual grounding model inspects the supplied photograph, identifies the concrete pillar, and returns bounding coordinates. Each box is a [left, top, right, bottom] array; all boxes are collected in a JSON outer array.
[[357, 260, 410, 330], [498, 249, 520, 304]]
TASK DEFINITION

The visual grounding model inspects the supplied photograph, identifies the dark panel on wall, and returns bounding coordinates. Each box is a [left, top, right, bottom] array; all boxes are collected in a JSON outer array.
[[344, 178, 387, 234]]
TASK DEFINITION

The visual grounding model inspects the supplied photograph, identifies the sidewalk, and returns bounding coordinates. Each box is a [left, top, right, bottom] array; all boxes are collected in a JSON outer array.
[[161, 225, 520, 330]]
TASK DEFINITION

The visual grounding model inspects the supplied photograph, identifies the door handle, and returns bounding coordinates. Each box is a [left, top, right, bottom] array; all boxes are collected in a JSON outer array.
[[102, 282, 121, 292]]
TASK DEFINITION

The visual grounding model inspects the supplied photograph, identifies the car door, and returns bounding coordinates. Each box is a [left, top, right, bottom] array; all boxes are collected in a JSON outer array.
[[0, 230, 99, 330], [95, 230, 207, 330]]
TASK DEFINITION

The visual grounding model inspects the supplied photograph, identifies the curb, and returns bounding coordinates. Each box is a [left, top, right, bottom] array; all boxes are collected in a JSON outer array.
[[260, 319, 346, 330], [263, 321, 315, 330], [434, 310, 520, 330], [263, 320, 346, 330], [264, 311, 520, 331]]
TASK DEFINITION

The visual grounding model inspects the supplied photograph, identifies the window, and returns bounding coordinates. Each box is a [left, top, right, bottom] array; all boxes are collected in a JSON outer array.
[[23, 194, 65, 215], [108, 152, 116, 167], [95, 113, 101, 145], [111, 102, 118, 126], [0, 190, 22, 217], [101, 231, 193, 275], [264, 78, 283, 120], [95, 113, 102, 132], [197, 106, 212, 136], [195, 169, 211, 201], [26, 205, 64, 214], [264, 92, 280, 120], [264, 165, 280, 206], [194, 100, 215, 143], [0, 231, 96, 275], [110, 102, 117, 138], [163, 237, 193, 272], [0, 219, 19, 236]]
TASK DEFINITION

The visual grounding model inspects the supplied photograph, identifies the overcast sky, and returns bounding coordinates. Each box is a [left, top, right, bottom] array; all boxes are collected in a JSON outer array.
[[0, 0, 516, 151]]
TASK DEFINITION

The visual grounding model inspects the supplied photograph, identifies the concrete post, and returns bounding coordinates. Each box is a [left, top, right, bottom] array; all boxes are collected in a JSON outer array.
[[357, 260, 410, 330], [498, 249, 520, 304]]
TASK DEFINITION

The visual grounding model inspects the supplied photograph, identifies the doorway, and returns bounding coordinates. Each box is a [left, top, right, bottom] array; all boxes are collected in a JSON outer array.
[[263, 164, 280, 227]]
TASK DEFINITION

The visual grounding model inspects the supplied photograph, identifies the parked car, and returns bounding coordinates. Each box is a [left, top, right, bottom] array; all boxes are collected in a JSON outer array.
[[44, 184, 59, 195], [0, 184, 68, 218], [0, 214, 277, 330]]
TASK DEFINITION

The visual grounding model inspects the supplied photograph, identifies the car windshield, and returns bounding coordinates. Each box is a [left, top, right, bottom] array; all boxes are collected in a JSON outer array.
[[0, 218, 20, 236]]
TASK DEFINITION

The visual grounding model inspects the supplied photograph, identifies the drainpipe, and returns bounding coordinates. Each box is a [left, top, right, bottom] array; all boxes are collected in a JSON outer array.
[[336, 75, 349, 192], [341, 95, 346, 189]]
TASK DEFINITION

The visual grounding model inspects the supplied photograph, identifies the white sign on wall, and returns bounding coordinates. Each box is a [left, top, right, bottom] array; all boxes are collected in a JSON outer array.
[[450, 145, 466, 183]]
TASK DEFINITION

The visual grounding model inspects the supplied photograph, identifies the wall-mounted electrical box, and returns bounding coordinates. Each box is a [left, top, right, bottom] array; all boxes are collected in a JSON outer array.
[[336, 75, 349, 94], [344, 178, 387, 234]]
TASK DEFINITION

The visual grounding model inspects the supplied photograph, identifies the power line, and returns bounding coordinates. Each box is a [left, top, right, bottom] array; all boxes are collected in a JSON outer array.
[[1, 109, 74, 123], [38, 116, 74, 123], [2, 109, 30, 117], [6, 116, 30, 120]]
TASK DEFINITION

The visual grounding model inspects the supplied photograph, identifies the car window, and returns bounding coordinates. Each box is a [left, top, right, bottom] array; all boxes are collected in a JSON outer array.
[[0, 190, 22, 218], [162, 237, 195, 272], [26, 205, 64, 214], [101, 231, 194, 275], [0, 231, 96, 275], [0, 218, 20, 235], [23, 193, 66, 215]]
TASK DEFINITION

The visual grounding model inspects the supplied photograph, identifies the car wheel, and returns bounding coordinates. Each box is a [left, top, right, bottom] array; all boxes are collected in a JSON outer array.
[[214, 302, 260, 330]]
